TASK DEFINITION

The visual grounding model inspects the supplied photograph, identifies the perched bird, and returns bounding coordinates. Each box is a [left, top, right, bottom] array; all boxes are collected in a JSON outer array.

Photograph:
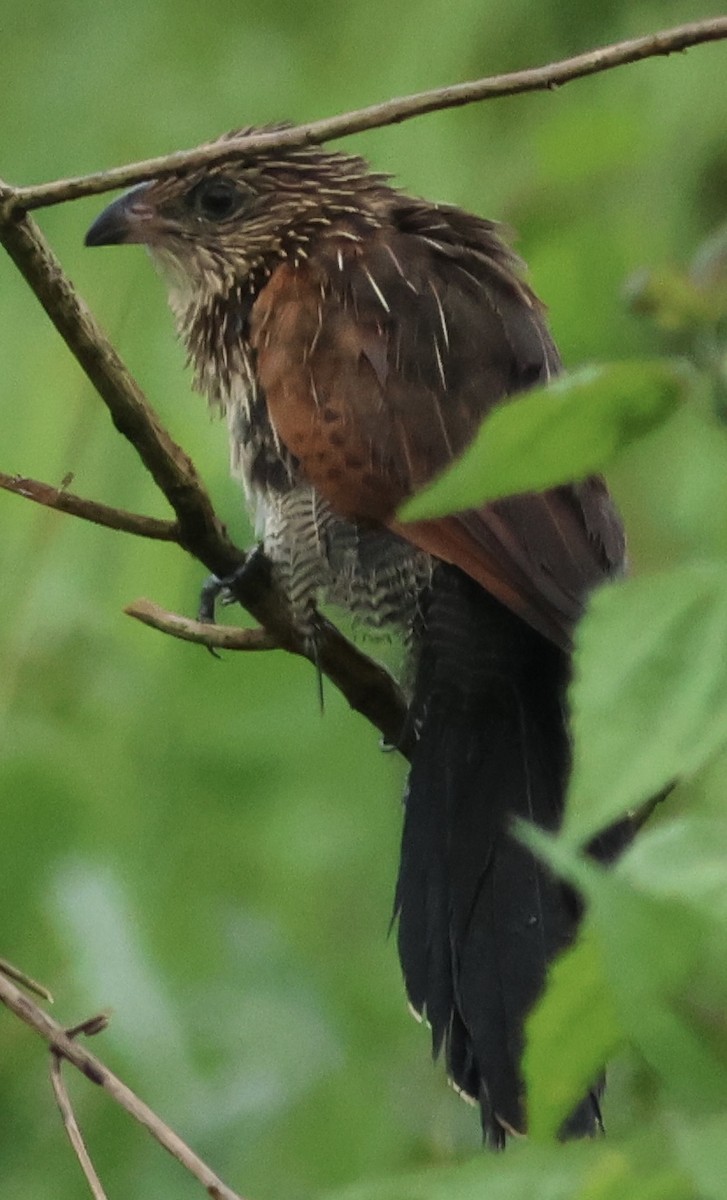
[[86, 127, 626, 1146]]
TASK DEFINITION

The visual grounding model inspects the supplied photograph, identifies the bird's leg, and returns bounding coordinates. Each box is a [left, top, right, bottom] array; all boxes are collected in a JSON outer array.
[[197, 549, 326, 706], [197, 574, 227, 624], [197, 545, 270, 623]]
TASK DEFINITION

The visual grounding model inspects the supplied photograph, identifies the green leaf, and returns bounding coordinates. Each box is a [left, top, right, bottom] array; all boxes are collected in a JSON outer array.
[[590, 885, 727, 1112], [565, 563, 727, 846], [525, 932, 623, 1143], [523, 825, 727, 1115], [618, 815, 727, 923], [398, 361, 690, 521]]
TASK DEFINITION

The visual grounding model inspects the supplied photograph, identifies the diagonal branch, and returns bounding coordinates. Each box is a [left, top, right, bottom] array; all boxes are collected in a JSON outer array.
[[0, 472, 179, 540], [0, 956, 54, 1003], [0, 203, 228, 559], [2, 18, 726, 213], [51, 1022, 110, 1200], [0, 205, 409, 750], [0, 971, 247, 1200]]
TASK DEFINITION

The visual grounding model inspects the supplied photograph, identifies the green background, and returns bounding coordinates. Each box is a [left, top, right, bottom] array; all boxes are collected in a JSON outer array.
[[0, 1, 725, 1197]]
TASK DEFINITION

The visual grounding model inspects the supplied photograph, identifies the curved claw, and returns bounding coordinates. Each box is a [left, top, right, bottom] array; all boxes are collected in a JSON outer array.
[[197, 547, 270, 624], [198, 574, 224, 624], [197, 575, 243, 624]]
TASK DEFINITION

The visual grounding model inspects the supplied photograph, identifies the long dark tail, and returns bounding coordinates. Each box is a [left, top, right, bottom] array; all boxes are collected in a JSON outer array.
[[395, 564, 601, 1147]]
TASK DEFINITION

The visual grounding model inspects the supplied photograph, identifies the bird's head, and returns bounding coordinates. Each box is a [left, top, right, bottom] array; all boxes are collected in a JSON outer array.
[[85, 127, 389, 323]]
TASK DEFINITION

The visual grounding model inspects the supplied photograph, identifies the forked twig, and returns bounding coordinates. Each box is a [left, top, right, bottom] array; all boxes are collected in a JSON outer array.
[[0, 972, 247, 1200], [51, 1016, 111, 1200], [0, 208, 409, 750]]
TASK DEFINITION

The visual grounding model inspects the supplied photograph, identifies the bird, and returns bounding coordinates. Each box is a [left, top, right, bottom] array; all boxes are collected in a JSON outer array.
[[85, 126, 627, 1146]]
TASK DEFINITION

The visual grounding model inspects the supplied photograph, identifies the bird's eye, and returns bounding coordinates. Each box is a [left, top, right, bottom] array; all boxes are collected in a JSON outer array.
[[186, 177, 247, 222]]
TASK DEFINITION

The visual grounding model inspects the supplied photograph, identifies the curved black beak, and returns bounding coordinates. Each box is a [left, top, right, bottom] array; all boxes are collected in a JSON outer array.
[[84, 185, 152, 247]]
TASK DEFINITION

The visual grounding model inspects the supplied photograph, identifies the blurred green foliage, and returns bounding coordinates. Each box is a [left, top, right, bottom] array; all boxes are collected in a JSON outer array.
[[1, 1, 726, 1198]]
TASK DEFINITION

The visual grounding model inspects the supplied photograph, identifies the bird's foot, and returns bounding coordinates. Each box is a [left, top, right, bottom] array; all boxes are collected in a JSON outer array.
[[198, 552, 324, 705], [197, 546, 270, 623], [198, 574, 231, 624]]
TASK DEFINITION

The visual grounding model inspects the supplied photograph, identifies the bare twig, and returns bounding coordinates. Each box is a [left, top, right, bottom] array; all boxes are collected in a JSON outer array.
[[51, 1044, 109, 1200], [66, 1014, 111, 1039], [0, 956, 54, 1003], [2, 19, 726, 213], [0, 472, 179, 540], [0, 206, 409, 749], [0, 972, 247, 1200], [51, 1013, 111, 1199], [125, 597, 278, 650]]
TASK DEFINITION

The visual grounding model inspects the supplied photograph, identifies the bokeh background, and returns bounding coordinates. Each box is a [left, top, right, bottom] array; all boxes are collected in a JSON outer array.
[[1, 1, 725, 1197]]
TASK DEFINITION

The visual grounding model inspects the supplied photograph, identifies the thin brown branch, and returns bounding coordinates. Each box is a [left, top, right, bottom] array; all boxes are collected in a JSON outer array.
[[51, 1012, 111, 1200], [0, 205, 231, 561], [0, 472, 179, 540], [0, 956, 54, 1003], [0, 207, 409, 749], [66, 1014, 111, 1040], [51, 1050, 109, 1200], [2, 18, 726, 213], [0, 972, 247, 1200], [125, 597, 278, 650]]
